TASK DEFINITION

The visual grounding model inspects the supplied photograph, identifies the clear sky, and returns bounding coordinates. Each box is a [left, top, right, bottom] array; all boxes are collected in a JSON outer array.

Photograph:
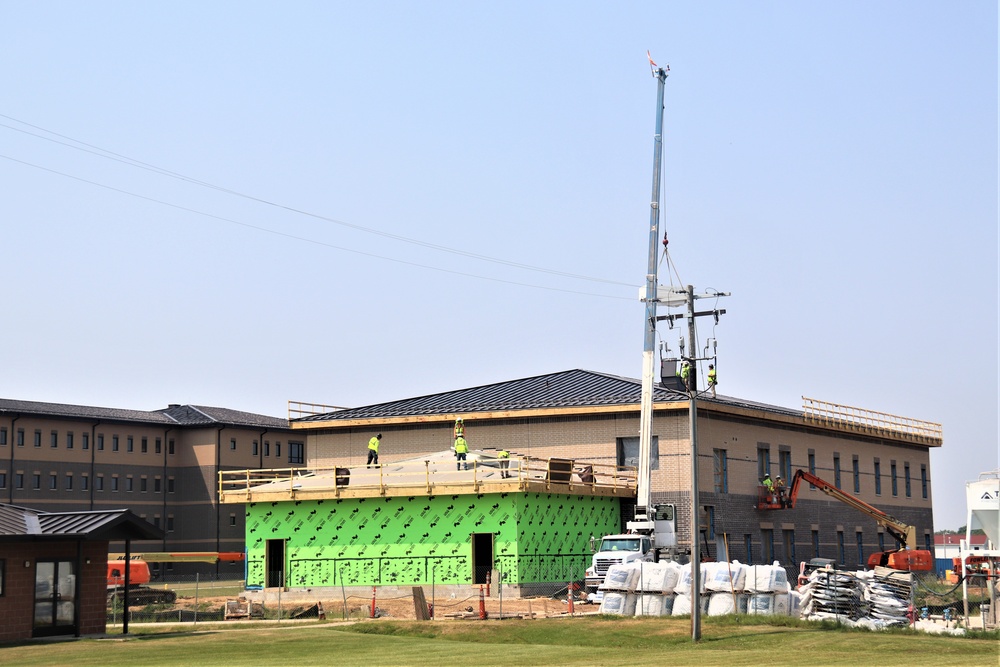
[[1, 2, 996, 530]]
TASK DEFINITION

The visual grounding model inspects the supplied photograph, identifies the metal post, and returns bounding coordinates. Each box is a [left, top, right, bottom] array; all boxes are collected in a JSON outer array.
[[687, 284, 701, 641]]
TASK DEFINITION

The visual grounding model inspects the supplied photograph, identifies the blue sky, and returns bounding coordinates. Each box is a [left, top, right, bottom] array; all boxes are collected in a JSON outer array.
[[1, 2, 995, 530]]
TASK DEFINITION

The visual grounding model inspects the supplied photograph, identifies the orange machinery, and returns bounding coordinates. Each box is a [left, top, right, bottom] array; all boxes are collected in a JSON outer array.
[[757, 468, 933, 572]]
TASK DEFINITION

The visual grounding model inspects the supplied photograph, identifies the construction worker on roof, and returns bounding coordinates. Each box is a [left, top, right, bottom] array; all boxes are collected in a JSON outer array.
[[679, 360, 691, 389], [454, 417, 464, 440], [454, 436, 469, 471], [707, 364, 717, 398], [497, 448, 510, 479], [367, 433, 381, 467]]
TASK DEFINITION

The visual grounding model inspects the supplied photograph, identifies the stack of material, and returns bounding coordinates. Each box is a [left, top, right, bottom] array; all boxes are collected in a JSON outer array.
[[672, 562, 710, 616], [633, 561, 681, 617], [745, 561, 791, 616], [798, 568, 866, 621], [599, 562, 639, 615], [706, 560, 747, 616], [799, 566, 913, 628]]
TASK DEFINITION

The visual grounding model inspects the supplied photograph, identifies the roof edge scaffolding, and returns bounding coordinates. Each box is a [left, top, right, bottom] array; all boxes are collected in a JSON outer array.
[[219, 453, 637, 504]]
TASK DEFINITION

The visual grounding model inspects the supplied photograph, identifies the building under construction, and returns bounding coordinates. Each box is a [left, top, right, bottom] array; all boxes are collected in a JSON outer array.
[[221, 368, 941, 593]]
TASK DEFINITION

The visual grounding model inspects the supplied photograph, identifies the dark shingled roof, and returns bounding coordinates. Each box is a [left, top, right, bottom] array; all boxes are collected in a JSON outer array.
[[0, 398, 290, 429], [0, 504, 164, 542], [294, 368, 802, 422]]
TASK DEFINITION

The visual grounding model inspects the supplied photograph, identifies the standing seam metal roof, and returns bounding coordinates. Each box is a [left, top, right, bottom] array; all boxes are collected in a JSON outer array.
[[0, 398, 290, 429]]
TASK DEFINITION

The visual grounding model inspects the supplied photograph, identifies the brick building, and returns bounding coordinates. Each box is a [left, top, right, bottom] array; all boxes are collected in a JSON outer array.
[[291, 369, 940, 573], [0, 399, 299, 576]]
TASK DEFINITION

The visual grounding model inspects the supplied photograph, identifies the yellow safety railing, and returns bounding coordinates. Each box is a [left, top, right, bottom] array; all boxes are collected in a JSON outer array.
[[802, 396, 943, 444]]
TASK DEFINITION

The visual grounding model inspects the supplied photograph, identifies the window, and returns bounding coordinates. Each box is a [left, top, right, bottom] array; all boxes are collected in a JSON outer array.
[[0, 427, 6, 445], [713, 449, 728, 493], [891, 462, 898, 496], [168, 439, 175, 455], [252, 440, 259, 456], [812, 530, 820, 558], [66, 432, 74, 449], [111, 476, 119, 492], [0, 472, 5, 489], [924, 534, 932, 552], [783, 529, 796, 565], [153, 516, 161, 529], [126, 477, 133, 492], [264, 441, 270, 457], [17, 429, 24, 446], [141, 437, 148, 453], [704, 506, 716, 540], [112, 435, 119, 452], [921, 464, 928, 499], [757, 444, 771, 480], [837, 531, 845, 564], [97, 435, 104, 451], [154, 477, 161, 493], [0, 559, 5, 596], [127, 436, 133, 452], [15, 473, 24, 489], [744, 534, 754, 565], [904, 463, 911, 498], [617, 436, 660, 470], [852, 455, 860, 493], [167, 477, 175, 493], [166, 516, 174, 532], [48, 474, 57, 490], [874, 458, 882, 495], [32, 473, 40, 490], [50, 431, 58, 448], [81, 475, 89, 491], [289, 442, 304, 465], [878, 532, 885, 552], [833, 454, 841, 489], [275, 442, 281, 458], [856, 531, 865, 567], [155, 438, 162, 454], [778, 448, 792, 482], [761, 528, 774, 562], [65, 474, 73, 490], [230, 438, 237, 451], [95, 475, 104, 491], [140, 477, 147, 492], [82, 433, 89, 450], [34, 430, 41, 447], [229, 514, 237, 527], [808, 450, 816, 489]]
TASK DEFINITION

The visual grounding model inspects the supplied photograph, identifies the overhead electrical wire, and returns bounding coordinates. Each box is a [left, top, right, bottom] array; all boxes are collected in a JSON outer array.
[[0, 152, 632, 301], [0, 113, 636, 289]]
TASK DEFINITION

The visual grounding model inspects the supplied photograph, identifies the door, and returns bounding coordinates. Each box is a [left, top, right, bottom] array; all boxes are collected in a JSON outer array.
[[471, 533, 494, 585], [33, 560, 76, 637], [266, 539, 285, 588]]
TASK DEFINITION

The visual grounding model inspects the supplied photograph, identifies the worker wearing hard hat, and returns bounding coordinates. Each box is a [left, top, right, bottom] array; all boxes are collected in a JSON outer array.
[[367, 433, 382, 467], [775, 476, 787, 508], [762, 473, 774, 503], [497, 448, 510, 479], [454, 436, 469, 471], [454, 417, 465, 440]]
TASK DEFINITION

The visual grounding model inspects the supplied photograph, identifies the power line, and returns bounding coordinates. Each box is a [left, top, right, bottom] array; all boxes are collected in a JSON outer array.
[[0, 152, 633, 301], [0, 113, 636, 288]]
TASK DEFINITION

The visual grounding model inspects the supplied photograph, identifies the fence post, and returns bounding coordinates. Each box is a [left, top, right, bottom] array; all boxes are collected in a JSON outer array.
[[194, 573, 199, 626]]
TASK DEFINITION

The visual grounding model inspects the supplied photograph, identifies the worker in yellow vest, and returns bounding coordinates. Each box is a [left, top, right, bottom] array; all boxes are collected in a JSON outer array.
[[497, 448, 510, 478], [454, 436, 469, 471], [454, 417, 464, 440], [707, 364, 717, 398], [367, 433, 381, 467]]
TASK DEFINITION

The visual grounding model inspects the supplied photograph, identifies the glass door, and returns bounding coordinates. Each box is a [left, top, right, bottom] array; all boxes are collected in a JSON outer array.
[[34, 560, 76, 636]]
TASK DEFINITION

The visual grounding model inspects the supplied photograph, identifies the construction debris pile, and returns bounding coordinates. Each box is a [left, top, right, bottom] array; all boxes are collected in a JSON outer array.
[[799, 565, 914, 628]]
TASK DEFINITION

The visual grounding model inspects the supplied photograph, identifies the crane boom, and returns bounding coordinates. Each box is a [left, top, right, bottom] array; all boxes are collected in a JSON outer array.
[[784, 469, 916, 548]]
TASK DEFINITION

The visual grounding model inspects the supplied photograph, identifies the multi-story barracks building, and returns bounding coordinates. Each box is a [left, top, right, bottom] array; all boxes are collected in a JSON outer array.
[[220, 368, 941, 594]]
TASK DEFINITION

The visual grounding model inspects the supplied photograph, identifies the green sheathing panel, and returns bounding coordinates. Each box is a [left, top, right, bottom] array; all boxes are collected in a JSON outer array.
[[245, 492, 620, 587]]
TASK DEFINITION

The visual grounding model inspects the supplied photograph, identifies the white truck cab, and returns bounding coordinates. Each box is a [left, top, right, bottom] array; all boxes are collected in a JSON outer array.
[[584, 504, 676, 598]]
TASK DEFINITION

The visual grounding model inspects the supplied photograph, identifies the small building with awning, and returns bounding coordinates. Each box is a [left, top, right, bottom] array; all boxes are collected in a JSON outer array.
[[0, 504, 163, 642]]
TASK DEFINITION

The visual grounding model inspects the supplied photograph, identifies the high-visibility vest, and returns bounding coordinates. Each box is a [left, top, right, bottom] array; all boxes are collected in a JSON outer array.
[[498, 449, 509, 459], [708, 368, 717, 385], [368, 437, 380, 452], [454, 422, 464, 437], [454, 437, 468, 454], [680, 364, 690, 380], [762, 477, 773, 490]]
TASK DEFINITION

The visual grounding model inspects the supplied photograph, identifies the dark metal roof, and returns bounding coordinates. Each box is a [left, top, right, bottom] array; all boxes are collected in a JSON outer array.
[[0, 398, 291, 430], [294, 368, 803, 422], [0, 504, 164, 542]]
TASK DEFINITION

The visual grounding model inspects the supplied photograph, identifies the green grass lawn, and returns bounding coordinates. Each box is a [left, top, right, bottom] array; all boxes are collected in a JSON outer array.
[[1, 616, 996, 667]]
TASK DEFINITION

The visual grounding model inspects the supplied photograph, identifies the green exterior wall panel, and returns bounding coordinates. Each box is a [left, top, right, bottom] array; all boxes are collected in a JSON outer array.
[[245, 492, 620, 588]]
